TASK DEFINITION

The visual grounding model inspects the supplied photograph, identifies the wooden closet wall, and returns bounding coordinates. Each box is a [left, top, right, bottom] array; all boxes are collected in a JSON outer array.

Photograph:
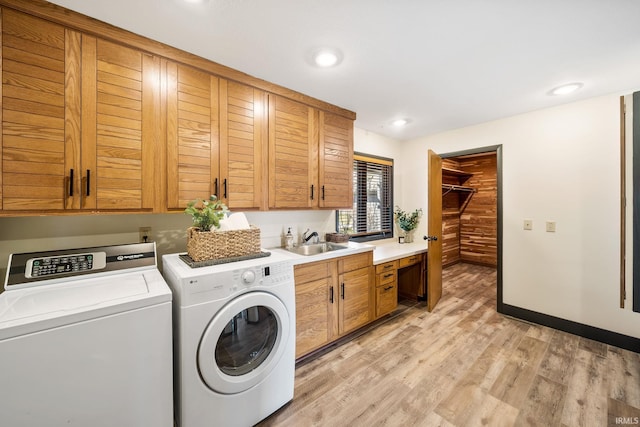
[[442, 153, 497, 267]]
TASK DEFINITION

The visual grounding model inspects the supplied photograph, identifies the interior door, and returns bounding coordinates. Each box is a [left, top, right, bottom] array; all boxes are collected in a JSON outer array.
[[427, 150, 443, 311]]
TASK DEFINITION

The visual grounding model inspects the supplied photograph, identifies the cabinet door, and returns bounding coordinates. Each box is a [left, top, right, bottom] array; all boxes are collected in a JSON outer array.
[[219, 79, 266, 210], [268, 95, 317, 209], [318, 111, 353, 209], [81, 36, 156, 210], [1, 10, 73, 210], [338, 266, 372, 335], [295, 277, 334, 358], [166, 61, 219, 209], [376, 281, 398, 318]]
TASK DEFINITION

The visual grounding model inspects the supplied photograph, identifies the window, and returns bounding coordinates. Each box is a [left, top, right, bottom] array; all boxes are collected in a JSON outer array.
[[336, 153, 393, 241]]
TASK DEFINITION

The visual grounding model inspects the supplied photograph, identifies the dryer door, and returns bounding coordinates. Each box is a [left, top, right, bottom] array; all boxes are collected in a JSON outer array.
[[197, 291, 290, 394]]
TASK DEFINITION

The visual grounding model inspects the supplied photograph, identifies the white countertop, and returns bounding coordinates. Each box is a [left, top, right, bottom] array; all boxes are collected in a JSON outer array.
[[268, 238, 427, 266], [368, 239, 428, 264]]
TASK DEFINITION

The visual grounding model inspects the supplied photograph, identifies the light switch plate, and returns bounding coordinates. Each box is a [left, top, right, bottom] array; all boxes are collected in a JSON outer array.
[[546, 221, 556, 232], [523, 219, 533, 231]]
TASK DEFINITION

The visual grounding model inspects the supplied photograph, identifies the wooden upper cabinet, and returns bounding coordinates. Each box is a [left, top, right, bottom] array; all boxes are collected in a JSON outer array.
[[268, 95, 317, 209], [0, 8, 158, 212], [267, 96, 355, 210], [1, 10, 69, 210], [219, 79, 267, 210], [318, 111, 353, 209], [0, 4, 355, 215], [166, 61, 219, 209], [81, 36, 157, 210]]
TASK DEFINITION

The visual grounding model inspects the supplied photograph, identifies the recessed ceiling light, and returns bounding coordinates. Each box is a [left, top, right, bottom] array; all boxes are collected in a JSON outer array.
[[548, 82, 583, 96], [308, 48, 343, 68], [392, 119, 409, 127], [182, 0, 208, 3]]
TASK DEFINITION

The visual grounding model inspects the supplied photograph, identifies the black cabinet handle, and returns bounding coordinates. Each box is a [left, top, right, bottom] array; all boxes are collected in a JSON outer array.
[[330, 286, 334, 304], [223, 179, 228, 199], [341, 283, 345, 299], [69, 169, 74, 196], [383, 273, 394, 279], [86, 170, 90, 196], [310, 184, 314, 200], [214, 178, 218, 198], [384, 285, 394, 291], [321, 185, 325, 200]]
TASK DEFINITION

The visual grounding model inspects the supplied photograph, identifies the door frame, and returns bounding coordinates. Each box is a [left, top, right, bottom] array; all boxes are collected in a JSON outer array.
[[438, 145, 503, 313]]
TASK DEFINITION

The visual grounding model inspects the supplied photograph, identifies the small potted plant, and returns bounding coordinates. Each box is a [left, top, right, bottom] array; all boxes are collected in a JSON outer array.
[[184, 195, 261, 262], [394, 206, 422, 243], [185, 195, 228, 231]]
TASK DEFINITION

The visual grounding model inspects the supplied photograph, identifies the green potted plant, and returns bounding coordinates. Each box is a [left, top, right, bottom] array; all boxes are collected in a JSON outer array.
[[184, 196, 262, 262], [394, 206, 422, 243], [185, 195, 228, 231]]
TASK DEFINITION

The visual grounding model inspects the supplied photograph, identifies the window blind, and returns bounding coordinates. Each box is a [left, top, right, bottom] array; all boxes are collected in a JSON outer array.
[[337, 154, 393, 240]]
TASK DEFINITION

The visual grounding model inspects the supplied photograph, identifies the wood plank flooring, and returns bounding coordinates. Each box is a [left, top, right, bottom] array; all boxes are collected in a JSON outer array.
[[258, 263, 640, 427]]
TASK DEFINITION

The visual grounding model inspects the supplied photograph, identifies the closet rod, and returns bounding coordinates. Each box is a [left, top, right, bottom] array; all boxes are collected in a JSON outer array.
[[442, 184, 476, 196]]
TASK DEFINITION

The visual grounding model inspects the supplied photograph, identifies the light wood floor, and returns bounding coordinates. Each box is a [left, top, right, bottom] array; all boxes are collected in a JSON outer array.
[[259, 263, 640, 427]]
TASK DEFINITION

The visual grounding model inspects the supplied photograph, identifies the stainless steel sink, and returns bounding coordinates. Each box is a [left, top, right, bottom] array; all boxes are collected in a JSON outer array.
[[286, 242, 348, 256]]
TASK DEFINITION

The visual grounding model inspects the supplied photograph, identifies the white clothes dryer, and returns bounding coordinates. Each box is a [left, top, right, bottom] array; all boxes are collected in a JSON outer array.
[[0, 243, 173, 427], [162, 251, 295, 427]]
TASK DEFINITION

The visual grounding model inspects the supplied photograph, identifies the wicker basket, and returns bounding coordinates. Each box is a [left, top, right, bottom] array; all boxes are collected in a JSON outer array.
[[186, 225, 261, 262], [325, 232, 350, 243]]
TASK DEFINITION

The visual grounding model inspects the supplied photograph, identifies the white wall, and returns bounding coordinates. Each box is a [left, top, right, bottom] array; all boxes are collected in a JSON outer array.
[[0, 209, 339, 278], [399, 93, 639, 339]]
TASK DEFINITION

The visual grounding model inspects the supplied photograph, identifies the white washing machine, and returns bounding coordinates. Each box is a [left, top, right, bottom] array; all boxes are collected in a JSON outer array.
[[0, 243, 173, 427], [162, 251, 296, 427]]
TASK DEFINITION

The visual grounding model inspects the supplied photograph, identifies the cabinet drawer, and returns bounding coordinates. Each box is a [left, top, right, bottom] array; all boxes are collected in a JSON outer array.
[[375, 282, 397, 318], [398, 254, 422, 268], [375, 260, 399, 274], [376, 270, 396, 287], [294, 260, 334, 283], [338, 252, 372, 273]]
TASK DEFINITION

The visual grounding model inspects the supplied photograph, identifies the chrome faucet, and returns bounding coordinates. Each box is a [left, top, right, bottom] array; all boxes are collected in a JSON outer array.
[[302, 229, 319, 244]]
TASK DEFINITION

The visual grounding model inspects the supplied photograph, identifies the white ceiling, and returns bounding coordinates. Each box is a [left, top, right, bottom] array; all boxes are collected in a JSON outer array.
[[48, 0, 640, 141]]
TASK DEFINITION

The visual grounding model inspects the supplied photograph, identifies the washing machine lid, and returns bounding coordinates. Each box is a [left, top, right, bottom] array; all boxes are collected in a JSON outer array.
[[0, 269, 171, 340]]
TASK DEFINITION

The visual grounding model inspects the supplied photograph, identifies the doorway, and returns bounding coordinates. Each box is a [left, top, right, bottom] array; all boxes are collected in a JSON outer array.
[[429, 145, 503, 312]]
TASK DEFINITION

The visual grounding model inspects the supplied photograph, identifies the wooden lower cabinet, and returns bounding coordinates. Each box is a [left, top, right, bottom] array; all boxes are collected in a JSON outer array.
[[375, 260, 399, 318], [294, 259, 335, 358], [294, 252, 373, 358], [338, 266, 372, 335]]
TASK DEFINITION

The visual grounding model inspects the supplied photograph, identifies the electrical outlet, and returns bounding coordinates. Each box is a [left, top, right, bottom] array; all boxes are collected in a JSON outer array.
[[546, 221, 556, 232], [523, 219, 533, 231], [139, 226, 152, 243]]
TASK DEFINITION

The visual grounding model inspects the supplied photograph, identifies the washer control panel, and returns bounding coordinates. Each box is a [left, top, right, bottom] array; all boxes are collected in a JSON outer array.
[[4, 243, 156, 289], [25, 252, 107, 279], [231, 261, 293, 291]]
